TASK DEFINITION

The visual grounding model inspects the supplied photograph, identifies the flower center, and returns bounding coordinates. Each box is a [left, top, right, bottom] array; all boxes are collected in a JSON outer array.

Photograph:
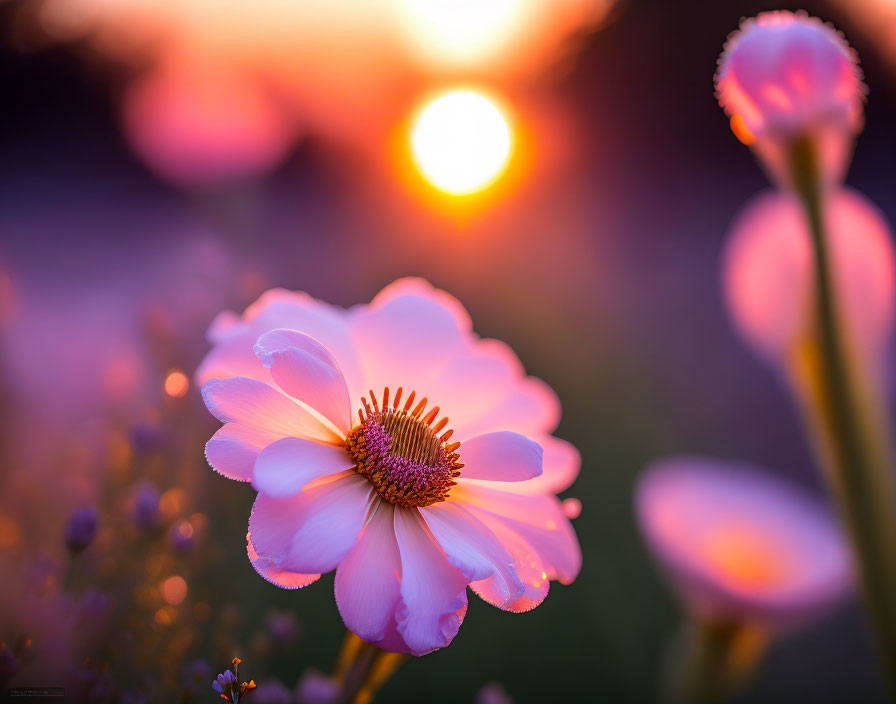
[[344, 387, 462, 508]]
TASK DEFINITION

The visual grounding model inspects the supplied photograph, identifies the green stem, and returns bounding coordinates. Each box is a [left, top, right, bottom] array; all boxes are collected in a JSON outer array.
[[789, 136, 896, 690], [666, 618, 766, 704], [333, 632, 407, 704]]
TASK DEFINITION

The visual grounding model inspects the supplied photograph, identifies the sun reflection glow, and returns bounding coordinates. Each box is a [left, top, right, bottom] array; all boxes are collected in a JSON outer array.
[[410, 89, 512, 195], [397, 0, 522, 65]]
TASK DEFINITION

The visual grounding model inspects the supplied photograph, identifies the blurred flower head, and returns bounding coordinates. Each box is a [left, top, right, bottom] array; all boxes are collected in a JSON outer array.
[[716, 11, 865, 187], [251, 678, 293, 704], [723, 188, 895, 375], [64, 507, 98, 554], [122, 51, 297, 188], [199, 278, 582, 655], [295, 668, 338, 704], [132, 482, 161, 529], [476, 681, 515, 704], [636, 456, 852, 626], [265, 608, 299, 648]]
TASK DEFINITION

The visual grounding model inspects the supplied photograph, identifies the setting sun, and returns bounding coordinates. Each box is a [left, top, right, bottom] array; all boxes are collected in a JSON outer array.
[[410, 89, 513, 196]]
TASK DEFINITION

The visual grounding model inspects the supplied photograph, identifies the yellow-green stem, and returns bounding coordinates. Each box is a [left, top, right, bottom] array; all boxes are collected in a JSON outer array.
[[665, 618, 767, 704], [333, 631, 408, 704], [789, 136, 896, 691]]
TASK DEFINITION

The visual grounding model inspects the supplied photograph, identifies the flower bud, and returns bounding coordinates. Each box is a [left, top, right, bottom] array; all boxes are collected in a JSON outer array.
[[716, 11, 865, 187]]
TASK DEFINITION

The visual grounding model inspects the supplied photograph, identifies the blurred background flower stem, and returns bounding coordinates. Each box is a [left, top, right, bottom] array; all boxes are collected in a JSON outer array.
[[666, 618, 766, 704], [788, 136, 896, 688], [333, 631, 408, 704]]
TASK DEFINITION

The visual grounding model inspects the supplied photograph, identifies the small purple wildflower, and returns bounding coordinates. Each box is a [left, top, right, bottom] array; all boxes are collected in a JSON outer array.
[[213, 667, 237, 694], [64, 508, 98, 553], [132, 482, 160, 529], [295, 668, 338, 704]]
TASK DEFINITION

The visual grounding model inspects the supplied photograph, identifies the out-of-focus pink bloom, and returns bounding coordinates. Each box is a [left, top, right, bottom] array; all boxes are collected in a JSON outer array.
[[122, 52, 296, 187], [716, 11, 865, 187], [476, 682, 514, 704], [199, 278, 581, 655], [637, 456, 852, 626], [723, 188, 895, 375]]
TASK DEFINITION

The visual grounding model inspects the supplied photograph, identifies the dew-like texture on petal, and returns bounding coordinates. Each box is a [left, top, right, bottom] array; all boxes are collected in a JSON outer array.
[[253, 437, 354, 498], [724, 188, 895, 373], [470, 517, 550, 612], [249, 473, 372, 574], [716, 11, 864, 139], [247, 534, 320, 590], [202, 376, 341, 444], [636, 456, 853, 625], [421, 501, 523, 604], [459, 432, 543, 481], [393, 507, 469, 656], [335, 502, 402, 644], [205, 422, 284, 482], [452, 483, 581, 584], [254, 329, 352, 433]]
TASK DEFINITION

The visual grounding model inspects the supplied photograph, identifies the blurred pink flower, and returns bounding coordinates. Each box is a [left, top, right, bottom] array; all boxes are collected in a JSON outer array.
[[122, 52, 296, 187], [723, 188, 895, 375], [716, 11, 865, 187], [199, 278, 581, 655], [637, 457, 852, 627]]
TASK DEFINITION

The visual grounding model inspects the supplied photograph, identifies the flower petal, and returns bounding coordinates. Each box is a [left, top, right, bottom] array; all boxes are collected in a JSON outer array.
[[197, 328, 271, 385], [459, 431, 543, 482], [244, 290, 362, 393], [457, 376, 561, 437], [471, 435, 581, 495], [349, 288, 468, 396], [253, 436, 355, 498], [249, 473, 372, 574], [453, 483, 581, 584], [248, 533, 320, 589], [421, 501, 523, 605], [254, 329, 352, 433], [202, 376, 340, 444], [469, 519, 550, 612], [335, 502, 402, 643], [205, 422, 284, 482], [393, 507, 468, 656]]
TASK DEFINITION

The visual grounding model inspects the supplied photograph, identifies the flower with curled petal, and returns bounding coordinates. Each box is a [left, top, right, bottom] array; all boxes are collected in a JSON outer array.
[[198, 278, 582, 656]]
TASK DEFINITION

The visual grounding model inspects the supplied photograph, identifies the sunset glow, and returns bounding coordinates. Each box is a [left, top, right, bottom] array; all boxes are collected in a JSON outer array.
[[410, 89, 512, 195]]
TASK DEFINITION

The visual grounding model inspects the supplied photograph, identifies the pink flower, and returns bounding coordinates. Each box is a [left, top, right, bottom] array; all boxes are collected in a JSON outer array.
[[122, 52, 296, 187], [716, 11, 865, 187], [198, 279, 581, 655], [637, 456, 852, 627], [723, 188, 895, 374]]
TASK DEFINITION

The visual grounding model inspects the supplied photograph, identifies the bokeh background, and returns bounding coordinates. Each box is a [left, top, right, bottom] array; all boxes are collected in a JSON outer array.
[[1, 0, 895, 701]]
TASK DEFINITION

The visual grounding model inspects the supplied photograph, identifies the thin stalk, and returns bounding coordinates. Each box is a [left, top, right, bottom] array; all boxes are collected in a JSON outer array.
[[789, 136, 896, 689], [332, 631, 408, 704], [665, 618, 766, 704]]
